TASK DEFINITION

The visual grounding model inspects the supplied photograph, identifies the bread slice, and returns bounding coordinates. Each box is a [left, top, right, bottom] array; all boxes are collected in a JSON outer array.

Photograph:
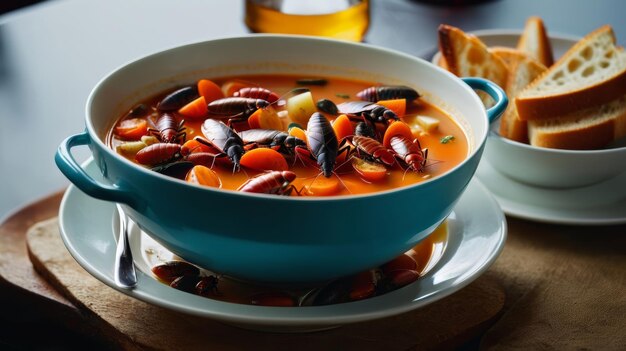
[[516, 25, 626, 120], [438, 24, 509, 106], [490, 46, 535, 66], [499, 57, 548, 142], [528, 95, 626, 149], [516, 16, 554, 67], [436, 54, 449, 70]]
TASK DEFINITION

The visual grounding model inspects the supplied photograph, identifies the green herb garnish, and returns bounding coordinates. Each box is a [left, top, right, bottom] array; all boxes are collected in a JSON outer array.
[[335, 93, 350, 99], [440, 135, 455, 144]]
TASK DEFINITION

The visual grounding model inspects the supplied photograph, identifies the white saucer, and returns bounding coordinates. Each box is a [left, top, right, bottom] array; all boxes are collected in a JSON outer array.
[[59, 160, 506, 332], [476, 159, 626, 225]]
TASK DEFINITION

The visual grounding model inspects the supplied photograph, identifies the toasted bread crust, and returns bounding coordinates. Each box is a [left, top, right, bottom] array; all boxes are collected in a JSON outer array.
[[516, 71, 626, 120], [528, 95, 626, 149], [500, 58, 547, 142], [437, 24, 508, 86], [438, 25, 460, 73], [530, 118, 616, 149], [438, 24, 509, 106], [517, 16, 554, 67]]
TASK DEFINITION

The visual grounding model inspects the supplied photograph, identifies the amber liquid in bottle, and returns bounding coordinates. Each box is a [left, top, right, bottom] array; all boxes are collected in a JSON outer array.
[[245, 0, 370, 42]]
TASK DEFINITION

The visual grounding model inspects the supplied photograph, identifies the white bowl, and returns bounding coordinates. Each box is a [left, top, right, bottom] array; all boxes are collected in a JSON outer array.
[[434, 30, 626, 188], [485, 127, 626, 188]]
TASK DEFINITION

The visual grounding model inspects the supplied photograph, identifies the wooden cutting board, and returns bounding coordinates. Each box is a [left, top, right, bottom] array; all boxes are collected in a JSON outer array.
[[1, 192, 505, 350]]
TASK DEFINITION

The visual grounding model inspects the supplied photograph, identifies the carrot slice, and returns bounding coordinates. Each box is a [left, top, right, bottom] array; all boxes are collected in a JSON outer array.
[[222, 81, 249, 96], [197, 79, 225, 104], [240, 148, 288, 171], [289, 126, 307, 144], [178, 96, 208, 119], [306, 176, 342, 196], [247, 108, 283, 131], [114, 118, 148, 140], [382, 121, 413, 148], [352, 158, 387, 182], [332, 114, 353, 141], [185, 165, 221, 188], [248, 109, 262, 129], [377, 99, 406, 117]]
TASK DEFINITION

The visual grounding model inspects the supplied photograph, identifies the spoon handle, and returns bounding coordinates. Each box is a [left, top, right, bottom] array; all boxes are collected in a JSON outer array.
[[114, 204, 137, 289]]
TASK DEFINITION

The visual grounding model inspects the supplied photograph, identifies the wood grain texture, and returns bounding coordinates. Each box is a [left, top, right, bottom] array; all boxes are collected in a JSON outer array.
[[0, 192, 112, 349], [26, 218, 505, 351], [0, 192, 68, 304]]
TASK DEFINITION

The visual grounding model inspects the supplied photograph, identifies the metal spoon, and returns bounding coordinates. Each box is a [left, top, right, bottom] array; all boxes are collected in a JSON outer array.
[[114, 204, 137, 289]]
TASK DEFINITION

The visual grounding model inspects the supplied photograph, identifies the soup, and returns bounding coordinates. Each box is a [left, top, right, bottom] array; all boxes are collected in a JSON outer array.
[[149, 221, 448, 306], [107, 75, 468, 196]]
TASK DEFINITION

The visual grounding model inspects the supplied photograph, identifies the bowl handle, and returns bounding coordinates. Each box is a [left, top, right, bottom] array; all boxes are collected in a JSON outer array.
[[55, 131, 137, 207], [461, 77, 508, 123]]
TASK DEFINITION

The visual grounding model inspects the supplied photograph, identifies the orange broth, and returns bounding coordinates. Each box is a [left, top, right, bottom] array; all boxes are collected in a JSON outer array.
[[108, 75, 468, 196]]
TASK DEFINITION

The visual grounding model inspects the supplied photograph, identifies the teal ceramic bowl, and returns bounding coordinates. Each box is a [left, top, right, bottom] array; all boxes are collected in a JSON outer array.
[[56, 35, 506, 284]]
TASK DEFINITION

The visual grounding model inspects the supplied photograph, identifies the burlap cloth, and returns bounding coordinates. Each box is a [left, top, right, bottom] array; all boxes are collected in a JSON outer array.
[[481, 217, 626, 350]]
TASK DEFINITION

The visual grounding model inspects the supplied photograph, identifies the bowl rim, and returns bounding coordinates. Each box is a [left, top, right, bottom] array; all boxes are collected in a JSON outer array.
[[85, 34, 489, 202]]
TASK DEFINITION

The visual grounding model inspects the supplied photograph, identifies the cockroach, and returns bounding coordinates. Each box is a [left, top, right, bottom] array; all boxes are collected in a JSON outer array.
[[305, 112, 341, 178], [170, 275, 202, 293], [316, 99, 339, 115], [151, 161, 194, 179], [135, 143, 182, 165], [238, 129, 306, 155], [337, 101, 399, 124], [351, 136, 395, 166], [126, 103, 149, 118], [389, 135, 427, 172], [196, 275, 220, 297], [365, 105, 400, 124], [200, 119, 245, 170], [151, 261, 200, 283], [299, 278, 352, 306], [299, 269, 380, 306], [233, 87, 279, 103], [207, 97, 270, 119], [185, 152, 221, 167], [149, 113, 186, 144], [354, 121, 376, 139], [337, 101, 377, 115], [237, 171, 299, 195], [157, 85, 199, 111], [356, 85, 420, 102]]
